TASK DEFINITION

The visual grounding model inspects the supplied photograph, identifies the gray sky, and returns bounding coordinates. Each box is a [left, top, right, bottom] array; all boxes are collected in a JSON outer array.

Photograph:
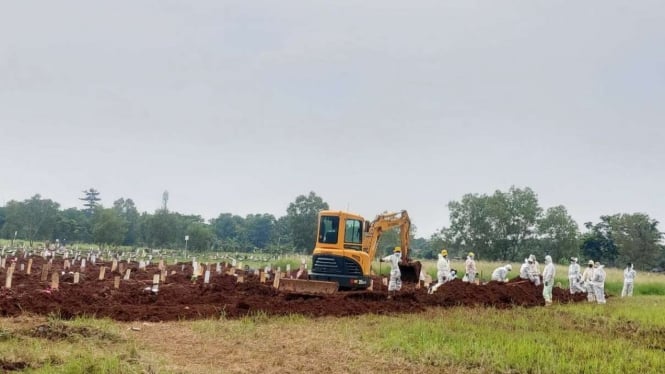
[[1, 1, 664, 237]]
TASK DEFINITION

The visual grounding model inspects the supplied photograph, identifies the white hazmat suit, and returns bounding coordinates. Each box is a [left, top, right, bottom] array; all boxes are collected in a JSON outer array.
[[621, 264, 636, 297], [542, 255, 555, 305], [381, 252, 402, 292]]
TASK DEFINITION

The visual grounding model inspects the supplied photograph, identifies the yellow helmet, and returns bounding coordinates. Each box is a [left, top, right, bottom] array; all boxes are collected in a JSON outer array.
[[394, 246, 401, 253], [468, 252, 475, 257], [441, 249, 448, 256]]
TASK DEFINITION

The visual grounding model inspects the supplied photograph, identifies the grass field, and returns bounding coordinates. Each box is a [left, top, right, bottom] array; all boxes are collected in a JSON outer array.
[[1, 296, 664, 373]]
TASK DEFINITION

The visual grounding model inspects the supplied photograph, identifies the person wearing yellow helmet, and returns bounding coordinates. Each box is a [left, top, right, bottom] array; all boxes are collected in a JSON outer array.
[[464, 252, 477, 283], [428, 248, 451, 294], [380, 246, 403, 297]]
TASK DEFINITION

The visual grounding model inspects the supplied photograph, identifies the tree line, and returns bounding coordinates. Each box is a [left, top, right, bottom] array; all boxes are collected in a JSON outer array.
[[0, 186, 662, 269], [0, 190, 331, 254], [430, 186, 664, 270]]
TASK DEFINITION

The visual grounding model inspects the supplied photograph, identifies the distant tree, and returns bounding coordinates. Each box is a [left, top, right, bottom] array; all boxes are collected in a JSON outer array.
[[80, 188, 101, 215], [286, 192, 329, 253], [3, 195, 60, 246], [445, 186, 541, 261], [609, 213, 662, 269], [580, 217, 618, 266], [113, 198, 140, 245], [54, 208, 90, 243], [143, 209, 177, 247], [244, 213, 276, 249], [537, 206, 580, 263], [184, 222, 215, 251], [91, 208, 127, 248]]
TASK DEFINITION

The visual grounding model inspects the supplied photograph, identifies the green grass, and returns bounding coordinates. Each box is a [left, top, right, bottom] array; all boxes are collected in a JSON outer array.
[[362, 297, 665, 373], [0, 316, 148, 373]]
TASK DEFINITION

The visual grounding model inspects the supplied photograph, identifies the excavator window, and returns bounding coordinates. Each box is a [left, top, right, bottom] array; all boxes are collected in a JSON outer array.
[[319, 215, 339, 244], [344, 219, 362, 245]]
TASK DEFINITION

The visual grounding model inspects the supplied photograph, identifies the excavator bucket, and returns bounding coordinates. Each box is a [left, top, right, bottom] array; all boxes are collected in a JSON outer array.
[[277, 278, 338, 295], [399, 261, 422, 283]]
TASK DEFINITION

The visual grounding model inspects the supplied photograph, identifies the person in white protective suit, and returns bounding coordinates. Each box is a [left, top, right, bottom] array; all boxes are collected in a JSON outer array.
[[380, 246, 402, 297], [527, 254, 541, 286], [621, 263, 637, 297], [428, 249, 451, 294], [568, 257, 585, 294], [519, 258, 530, 280], [464, 252, 477, 283], [580, 260, 596, 302], [491, 264, 512, 282], [591, 261, 606, 304], [542, 255, 556, 306]]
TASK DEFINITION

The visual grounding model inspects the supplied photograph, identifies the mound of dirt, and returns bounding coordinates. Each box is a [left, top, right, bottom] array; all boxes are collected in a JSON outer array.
[[0, 257, 587, 322]]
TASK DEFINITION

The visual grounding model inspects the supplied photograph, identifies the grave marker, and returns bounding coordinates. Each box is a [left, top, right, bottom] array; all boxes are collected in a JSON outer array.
[[204, 270, 211, 284], [74, 272, 80, 284], [111, 260, 118, 272], [160, 269, 167, 282], [51, 272, 59, 290], [41, 266, 48, 282], [272, 271, 281, 289], [151, 274, 160, 293], [114, 276, 120, 289], [124, 269, 131, 280], [26, 258, 33, 275], [99, 266, 106, 280], [5, 267, 13, 288]]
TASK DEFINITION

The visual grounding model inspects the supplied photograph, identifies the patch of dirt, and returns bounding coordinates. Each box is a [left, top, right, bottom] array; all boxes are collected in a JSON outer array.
[[0, 257, 587, 322], [0, 360, 29, 371]]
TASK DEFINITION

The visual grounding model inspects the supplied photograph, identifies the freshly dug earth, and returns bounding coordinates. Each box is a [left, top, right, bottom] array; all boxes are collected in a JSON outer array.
[[0, 257, 586, 322]]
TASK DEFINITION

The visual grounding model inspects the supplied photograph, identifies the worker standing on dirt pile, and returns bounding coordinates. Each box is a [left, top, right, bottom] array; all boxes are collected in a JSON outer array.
[[525, 256, 540, 286], [581, 260, 596, 302], [622, 263, 636, 297], [380, 247, 402, 297], [464, 252, 477, 283], [491, 264, 512, 282], [568, 257, 585, 294], [519, 258, 530, 280], [591, 261, 607, 304], [542, 255, 555, 306], [428, 249, 451, 294]]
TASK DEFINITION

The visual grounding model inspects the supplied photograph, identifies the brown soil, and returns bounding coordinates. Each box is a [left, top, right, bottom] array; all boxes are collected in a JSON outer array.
[[0, 257, 587, 322]]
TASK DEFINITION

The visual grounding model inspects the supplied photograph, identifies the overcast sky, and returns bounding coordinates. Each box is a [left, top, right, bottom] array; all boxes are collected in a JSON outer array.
[[1, 1, 664, 237]]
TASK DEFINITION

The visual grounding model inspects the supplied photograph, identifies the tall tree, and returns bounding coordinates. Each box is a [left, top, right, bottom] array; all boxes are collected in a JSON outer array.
[[444, 186, 541, 261], [537, 205, 580, 263], [244, 213, 276, 250], [610, 213, 662, 269], [3, 195, 60, 245], [143, 210, 177, 247], [54, 208, 90, 243], [286, 192, 329, 252], [91, 208, 127, 248], [580, 217, 618, 266], [184, 222, 215, 252], [112, 198, 140, 245], [80, 188, 101, 216]]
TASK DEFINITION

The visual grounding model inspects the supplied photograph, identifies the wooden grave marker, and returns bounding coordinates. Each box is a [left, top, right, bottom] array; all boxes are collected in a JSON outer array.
[[27, 258, 32, 274], [98, 266, 106, 280], [114, 275, 120, 289], [51, 272, 59, 290], [5, 267, 14, 289], [41, 266, 49, 282], [124, 269, 131, 280], [74, 272, 80, 284]]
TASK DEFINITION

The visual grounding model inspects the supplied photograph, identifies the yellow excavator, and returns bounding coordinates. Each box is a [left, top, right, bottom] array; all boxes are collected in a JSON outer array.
[[278, 210, 422, 294]]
